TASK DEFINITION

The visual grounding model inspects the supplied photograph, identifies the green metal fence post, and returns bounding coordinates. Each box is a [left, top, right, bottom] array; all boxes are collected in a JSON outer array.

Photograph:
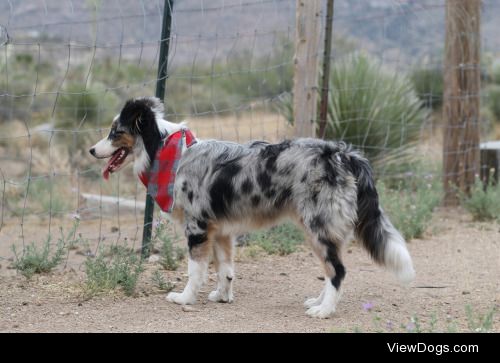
[[318, 0, 335, 139], [141, 0, 174, 258]]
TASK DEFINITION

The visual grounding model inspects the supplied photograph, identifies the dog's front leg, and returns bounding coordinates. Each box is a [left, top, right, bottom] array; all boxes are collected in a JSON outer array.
[[167, 221, 212, 305], [209, 234, 235, 303]]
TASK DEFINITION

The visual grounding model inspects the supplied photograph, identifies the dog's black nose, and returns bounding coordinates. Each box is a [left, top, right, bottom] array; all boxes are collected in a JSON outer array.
[[89, 148, 96, 156]]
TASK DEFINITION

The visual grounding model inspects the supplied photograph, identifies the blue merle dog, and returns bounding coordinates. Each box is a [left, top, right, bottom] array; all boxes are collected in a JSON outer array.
[[89, 97, 415, 318]]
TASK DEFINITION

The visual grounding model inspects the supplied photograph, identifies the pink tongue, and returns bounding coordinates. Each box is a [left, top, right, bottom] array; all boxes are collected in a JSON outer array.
[[102, 151, 121, 180], [102, 167, 110, 180]]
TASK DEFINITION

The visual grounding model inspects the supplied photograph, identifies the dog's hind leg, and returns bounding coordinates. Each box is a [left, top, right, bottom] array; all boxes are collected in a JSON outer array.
[[304, 280, 326, 308], [302, 230, 327, 309], [301, 216, 350, 318], [166, 218, 213, 305], [208, 234, 235, 303], [305, 236, 346, 318]]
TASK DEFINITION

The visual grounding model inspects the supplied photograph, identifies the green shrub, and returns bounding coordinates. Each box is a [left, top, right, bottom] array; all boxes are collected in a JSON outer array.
[[151, 269, 174, 292], [246, 222, 303, 256], [376, 155, 442, 189], [0, 72, 34, 120], [485, 84, 500, 122], [216, 45, 294, 100], [56, 82, 119, 128], [84, 246, 143, 296], [91, 59, 155, 93], [355, 305, 496, 333], [410, 68, 444, 110], [492, 63, 500, 85], [165, 41, 293, 116], [378, 179, 441, 240], [11, 236, 66, 279], [61, 219, 84, 250], [164, 76, 239, 116], [152, 222, 185, 271], [460, 173, 500, 221], [104, 244, 135, 257], [465, 305, 496, 333]]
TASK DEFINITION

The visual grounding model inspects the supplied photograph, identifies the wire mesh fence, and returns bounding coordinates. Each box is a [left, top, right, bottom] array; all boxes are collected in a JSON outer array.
[[0, 0, 499, 275]]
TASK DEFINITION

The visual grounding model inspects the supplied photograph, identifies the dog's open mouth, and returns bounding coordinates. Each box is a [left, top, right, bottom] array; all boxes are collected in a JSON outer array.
[[102, 147, 130, 180]]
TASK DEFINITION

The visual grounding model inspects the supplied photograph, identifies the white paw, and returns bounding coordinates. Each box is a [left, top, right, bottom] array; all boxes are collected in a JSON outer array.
[[304, 297, 322, 308], [166, 291, 196, 305], [306, 305, 335, 319], [208, 290, 233, 303]]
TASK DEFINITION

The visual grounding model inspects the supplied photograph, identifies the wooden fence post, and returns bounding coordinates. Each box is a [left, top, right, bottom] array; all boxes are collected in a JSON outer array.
[[443, 0, 481, 206], [293, 0, 322, 138]]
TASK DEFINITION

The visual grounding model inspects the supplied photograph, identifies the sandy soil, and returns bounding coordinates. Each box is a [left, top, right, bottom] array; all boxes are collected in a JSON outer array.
[[0, 209, 498, 333]]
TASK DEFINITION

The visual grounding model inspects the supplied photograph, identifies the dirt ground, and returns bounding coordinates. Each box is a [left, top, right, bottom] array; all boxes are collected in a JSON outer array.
[[0, 208, 498, 333]]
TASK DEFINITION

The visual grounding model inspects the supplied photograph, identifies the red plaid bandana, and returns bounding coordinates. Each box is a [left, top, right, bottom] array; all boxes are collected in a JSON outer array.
[[139, 129, 197, 212]]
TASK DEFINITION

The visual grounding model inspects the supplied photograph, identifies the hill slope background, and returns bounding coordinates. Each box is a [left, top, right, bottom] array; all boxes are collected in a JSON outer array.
[[1, 0, 499, 67]]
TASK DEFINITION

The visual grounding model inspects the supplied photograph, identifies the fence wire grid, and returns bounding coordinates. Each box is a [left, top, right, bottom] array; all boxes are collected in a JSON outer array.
[[0, 0, 499, 272]]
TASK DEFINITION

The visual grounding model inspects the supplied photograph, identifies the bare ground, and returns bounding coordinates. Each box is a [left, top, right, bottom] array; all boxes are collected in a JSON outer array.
[[0, 209, 499, 333]]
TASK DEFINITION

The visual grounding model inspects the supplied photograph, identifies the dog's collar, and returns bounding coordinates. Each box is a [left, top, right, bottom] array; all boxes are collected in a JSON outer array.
[[139, 128, 197, 212]]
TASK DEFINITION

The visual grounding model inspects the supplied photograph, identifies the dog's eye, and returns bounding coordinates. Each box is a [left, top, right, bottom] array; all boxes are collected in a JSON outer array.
[[109, 130, 124, 139]]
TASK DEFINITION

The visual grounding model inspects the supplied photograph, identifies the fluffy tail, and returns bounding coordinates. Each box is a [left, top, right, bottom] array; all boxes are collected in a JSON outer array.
[[349, 154, 415, 284]]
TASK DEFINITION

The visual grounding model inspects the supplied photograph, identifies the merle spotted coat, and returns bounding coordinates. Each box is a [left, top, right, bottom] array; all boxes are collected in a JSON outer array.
[[90, 97, 415, 318]]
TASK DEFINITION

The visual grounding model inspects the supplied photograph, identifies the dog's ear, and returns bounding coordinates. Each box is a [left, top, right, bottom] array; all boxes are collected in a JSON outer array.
[[120, 98, 159, 135], [140, 97, 164, 117], [119, 98, 163, 163]]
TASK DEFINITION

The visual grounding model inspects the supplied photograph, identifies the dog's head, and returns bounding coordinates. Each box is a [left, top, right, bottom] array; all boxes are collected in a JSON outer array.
[[89, 97, 164, 179]]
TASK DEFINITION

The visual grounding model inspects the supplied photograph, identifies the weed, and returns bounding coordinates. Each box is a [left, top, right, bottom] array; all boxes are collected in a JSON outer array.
[[84, 246, 143, 296], [151, 269, 174, 292], [246, 222, 303, 256], [378, 179, 441, 240], [11, 236, 66, 279], [357, 306, 496, 333], [465, 305, 496, 332], [153, 222, 186, 271], [460, 173, 500, 221], [62, 219, 84, 250]]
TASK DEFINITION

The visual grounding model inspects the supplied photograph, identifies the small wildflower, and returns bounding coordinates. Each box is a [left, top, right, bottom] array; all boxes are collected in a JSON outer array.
[[386, 320, 394, 331], [363, 302, 374, 312], [406, 322, 416, 332]]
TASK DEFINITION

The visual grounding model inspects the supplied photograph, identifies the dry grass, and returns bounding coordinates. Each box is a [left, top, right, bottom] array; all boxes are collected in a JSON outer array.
[[187, 111, 293, 143]]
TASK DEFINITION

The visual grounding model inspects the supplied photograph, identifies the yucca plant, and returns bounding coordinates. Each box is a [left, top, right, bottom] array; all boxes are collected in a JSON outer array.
[[278, 54, 426, 163], [324, 54, 426, 162]]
